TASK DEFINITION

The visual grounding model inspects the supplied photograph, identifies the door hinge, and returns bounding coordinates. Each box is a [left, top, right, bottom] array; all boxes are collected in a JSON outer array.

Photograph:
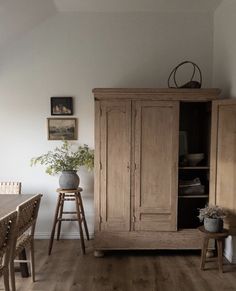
[[99, 215, 102, 223], [100, 162, 102, 170]]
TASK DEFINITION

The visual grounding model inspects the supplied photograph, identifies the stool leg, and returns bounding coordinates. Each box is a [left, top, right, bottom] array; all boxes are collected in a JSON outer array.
[[48, 193, 62, 255], [217, 239, 223, 273], [57, 193, 65, 240], [78, 192, 90, 240], [75, 194, 85, 254], [200, 238, 209, 270]]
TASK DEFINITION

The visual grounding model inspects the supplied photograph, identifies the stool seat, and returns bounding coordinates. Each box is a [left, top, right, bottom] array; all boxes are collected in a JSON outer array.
[[56, 188, 83, 193], [48, 188, 89, 255], [198, 226, 229, 273]]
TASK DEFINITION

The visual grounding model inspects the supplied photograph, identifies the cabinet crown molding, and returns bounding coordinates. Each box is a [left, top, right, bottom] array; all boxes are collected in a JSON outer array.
[[93, 88, 221, 101]]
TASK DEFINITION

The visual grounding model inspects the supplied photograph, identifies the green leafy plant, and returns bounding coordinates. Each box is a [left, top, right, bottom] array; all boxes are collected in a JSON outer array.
[[31, 141, 94, 175], [198, 205, 226, 222]]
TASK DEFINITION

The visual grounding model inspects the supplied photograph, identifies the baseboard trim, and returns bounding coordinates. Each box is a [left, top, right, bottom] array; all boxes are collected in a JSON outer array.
[[224, 235, 236, 264], [35, 232, 94, 240], [34, 232, 235, 262], [224, 249, 236, 264]]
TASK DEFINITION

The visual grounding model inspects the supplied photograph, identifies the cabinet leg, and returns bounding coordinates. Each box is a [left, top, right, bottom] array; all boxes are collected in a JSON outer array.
[[94, 250, 105, 258]]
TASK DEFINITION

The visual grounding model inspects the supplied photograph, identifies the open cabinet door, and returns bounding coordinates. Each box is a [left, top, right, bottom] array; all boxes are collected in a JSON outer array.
[[210, 100, 236, 233]]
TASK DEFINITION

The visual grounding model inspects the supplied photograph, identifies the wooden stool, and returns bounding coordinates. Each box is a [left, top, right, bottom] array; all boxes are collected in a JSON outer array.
[[48, 188, 89, 255], [198, 226, 229, 272]]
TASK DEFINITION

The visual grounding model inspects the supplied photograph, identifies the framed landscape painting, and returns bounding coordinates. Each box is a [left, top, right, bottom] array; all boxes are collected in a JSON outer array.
[[51, 97, 73, 115], [47, 118, 77, 140]]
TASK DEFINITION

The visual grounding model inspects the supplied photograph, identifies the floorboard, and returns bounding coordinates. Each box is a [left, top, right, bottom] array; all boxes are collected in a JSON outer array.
[[1, 240, 236, 291]]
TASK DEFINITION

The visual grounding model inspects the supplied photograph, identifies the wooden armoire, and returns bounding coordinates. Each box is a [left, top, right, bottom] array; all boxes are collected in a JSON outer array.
[[93, 88, 236, 253]]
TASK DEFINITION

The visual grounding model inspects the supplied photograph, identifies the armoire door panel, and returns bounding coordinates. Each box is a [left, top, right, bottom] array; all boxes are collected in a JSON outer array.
[[134, 101, 179, 231], [211, 100, 236, 232], [100, 101, 131, 232]]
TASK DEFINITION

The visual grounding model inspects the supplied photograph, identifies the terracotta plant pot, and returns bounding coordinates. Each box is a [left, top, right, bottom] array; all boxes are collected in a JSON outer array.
[[59, 170, 80, 190]]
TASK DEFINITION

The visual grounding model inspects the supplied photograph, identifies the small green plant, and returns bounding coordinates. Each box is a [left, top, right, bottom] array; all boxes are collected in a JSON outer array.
[[198, 205, 226, 222], [31, 141, 94, 175]]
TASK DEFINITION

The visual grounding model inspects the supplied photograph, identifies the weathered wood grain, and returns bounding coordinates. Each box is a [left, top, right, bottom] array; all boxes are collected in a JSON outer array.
[[2, 240, 235, 291]]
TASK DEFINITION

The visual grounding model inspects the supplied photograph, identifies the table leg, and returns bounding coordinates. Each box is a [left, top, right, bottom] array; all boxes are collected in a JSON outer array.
[[48, 193, 61, 255], [200, 238, 209, 270], [19, 249, 29, 277], [217, 239, 223, 273]]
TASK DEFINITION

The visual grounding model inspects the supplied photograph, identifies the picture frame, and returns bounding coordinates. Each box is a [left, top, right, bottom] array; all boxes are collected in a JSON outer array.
[[47, 118, 78, 140], [51, 97, 73, 115]]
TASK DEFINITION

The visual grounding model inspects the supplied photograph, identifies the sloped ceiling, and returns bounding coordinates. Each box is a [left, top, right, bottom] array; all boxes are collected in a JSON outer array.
[[54, 0, 222, 12], [0, 0, 57, 48], [0, 0, 222, 49]]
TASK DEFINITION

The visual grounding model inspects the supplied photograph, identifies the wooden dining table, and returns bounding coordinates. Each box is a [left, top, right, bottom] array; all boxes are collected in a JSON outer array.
[[0, 194, 37, 277]]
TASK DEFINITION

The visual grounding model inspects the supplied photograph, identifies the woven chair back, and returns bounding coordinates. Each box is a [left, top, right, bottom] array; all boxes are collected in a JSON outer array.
[[16, 194, 42, 237], [0, 211, 17, 269], [0, 182, 21, 194]]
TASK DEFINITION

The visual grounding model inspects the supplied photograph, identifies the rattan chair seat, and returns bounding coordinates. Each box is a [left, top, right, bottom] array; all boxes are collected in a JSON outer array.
[[15, 233, 33, 256]]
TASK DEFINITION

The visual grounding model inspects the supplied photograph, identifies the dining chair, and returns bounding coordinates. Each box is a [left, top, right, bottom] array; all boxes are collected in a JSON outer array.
[[0, 211, 17, 291], [0, 182, 21, 194], [0, 182, 32, 278], [10, 194, 42, 291]]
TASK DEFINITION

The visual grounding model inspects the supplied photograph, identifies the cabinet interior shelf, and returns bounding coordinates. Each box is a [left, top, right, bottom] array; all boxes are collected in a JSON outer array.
[[179, 166, 210, 170], [178, 195, 209, 198]]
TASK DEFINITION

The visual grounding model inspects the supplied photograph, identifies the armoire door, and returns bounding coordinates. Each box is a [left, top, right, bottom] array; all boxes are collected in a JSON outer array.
[[210, 100, 236, 232], [100, 101, 131, 232], [134, 101, 179, 231]]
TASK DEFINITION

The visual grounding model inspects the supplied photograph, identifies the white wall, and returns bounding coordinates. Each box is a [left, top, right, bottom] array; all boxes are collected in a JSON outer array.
[[213, 0, 236, 263], [213, 0, 236, 97], [0, 11, 214, 239], [0, 0, 57, 49]]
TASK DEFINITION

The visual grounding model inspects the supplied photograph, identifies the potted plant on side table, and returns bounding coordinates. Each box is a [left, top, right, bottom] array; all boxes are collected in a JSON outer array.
[[198, 205, 226, 233], [31, 141, 94, 189]]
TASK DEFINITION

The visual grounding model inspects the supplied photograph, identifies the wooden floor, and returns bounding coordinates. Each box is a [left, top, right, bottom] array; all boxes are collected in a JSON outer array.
[[1, 240, 236, 291]]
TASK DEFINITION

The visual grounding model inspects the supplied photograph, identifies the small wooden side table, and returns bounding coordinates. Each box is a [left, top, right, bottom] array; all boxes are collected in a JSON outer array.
[[48, 188, 89, 255], [198, 226, 229, 272]]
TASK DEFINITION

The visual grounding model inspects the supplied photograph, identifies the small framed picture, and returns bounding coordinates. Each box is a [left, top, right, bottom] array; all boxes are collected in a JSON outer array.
[[47, 118, 78, 140], [51, 97, 73, 115]]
